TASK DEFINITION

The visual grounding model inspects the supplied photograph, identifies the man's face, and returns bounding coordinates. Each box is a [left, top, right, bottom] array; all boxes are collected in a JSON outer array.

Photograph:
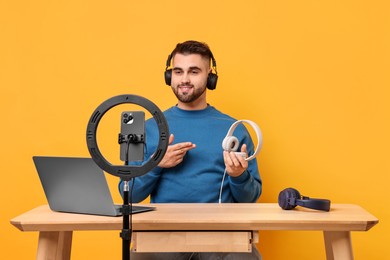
[[170, 53, 210, 104]]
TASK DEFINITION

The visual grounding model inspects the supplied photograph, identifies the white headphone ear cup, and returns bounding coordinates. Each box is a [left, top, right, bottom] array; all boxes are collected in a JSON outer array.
[[222, 136, 239, 152]]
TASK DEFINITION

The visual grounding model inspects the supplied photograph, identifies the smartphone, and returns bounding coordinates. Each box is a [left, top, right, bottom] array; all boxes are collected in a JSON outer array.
[[119, 111, 145, 162]]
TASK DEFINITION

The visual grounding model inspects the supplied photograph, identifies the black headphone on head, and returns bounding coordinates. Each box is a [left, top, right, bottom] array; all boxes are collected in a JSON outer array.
[[164, 52, 218, 90], [278, 187, 331, 212]]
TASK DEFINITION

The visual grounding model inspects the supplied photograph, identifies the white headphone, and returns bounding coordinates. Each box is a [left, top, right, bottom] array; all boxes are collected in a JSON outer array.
[[221, 120, 263, 161]]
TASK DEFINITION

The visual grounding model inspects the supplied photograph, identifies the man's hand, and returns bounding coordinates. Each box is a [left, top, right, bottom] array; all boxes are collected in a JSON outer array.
[[158, 134, 196, 168], [223, 144, 249, 177]]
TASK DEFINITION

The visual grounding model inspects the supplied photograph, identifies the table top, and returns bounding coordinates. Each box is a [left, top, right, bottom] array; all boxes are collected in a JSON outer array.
[[11, 203, 378, 232]]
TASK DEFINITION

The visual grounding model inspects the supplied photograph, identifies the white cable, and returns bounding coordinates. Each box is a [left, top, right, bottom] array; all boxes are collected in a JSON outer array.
[[218, 168, 228, 204]]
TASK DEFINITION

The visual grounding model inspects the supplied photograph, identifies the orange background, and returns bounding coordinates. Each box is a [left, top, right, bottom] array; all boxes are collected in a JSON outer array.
[[1, 1, 389, 259]]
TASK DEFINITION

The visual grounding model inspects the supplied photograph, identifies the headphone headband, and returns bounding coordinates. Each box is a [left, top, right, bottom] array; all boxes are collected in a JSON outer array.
[[165, 52, 217, 70], [223, 120, 263, 161], [296, 197, 331, 211]]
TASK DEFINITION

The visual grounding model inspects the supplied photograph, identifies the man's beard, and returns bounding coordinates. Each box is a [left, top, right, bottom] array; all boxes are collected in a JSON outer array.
[[172, 84, 206, 103]]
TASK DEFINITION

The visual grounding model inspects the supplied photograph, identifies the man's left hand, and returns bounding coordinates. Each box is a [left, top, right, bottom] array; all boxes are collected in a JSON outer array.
[[223, 144, 249, 177]]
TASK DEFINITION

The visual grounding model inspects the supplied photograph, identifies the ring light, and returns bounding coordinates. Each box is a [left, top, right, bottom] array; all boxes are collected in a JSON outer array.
[[86, 94, 169, 180]]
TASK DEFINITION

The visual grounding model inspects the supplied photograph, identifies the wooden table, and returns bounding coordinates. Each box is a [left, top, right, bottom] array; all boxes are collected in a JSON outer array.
[[10, 203, 378, 260]]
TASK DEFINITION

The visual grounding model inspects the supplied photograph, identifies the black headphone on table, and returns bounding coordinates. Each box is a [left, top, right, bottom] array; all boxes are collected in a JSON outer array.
[[164, 52, 218, 90], [278, 187, 331, 212]]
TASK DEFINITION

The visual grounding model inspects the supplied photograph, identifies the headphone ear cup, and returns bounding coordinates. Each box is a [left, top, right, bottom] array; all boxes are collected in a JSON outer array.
[[164, 69, 172, 86], [278, 188, 301, 210], [222, 136, 239, 152], [207, 73, 218, 90]]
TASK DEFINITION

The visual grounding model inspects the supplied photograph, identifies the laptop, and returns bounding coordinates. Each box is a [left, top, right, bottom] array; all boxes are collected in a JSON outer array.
[[33, 156, 155, 216]]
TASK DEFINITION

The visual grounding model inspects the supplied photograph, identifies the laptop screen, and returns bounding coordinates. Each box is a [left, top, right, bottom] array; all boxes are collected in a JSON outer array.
[[33, 156, 154, 216]]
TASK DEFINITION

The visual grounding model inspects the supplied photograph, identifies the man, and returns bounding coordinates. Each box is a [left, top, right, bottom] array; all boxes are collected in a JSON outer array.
[[120, 40, 262, 259]]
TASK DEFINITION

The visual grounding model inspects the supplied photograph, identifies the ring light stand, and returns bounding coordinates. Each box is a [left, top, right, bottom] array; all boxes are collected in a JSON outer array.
[[86, 94, 169, 260]]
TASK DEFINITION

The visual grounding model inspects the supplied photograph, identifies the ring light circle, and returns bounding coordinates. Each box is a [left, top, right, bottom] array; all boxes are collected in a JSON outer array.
[[86, 94, 169, 180]]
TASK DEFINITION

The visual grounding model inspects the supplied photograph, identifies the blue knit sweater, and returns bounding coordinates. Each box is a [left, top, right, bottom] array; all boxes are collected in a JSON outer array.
[[119, 105, 262, 203]]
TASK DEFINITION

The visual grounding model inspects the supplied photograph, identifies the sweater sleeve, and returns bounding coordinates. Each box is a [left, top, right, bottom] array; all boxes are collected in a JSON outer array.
[[228, 168, 262, 202]]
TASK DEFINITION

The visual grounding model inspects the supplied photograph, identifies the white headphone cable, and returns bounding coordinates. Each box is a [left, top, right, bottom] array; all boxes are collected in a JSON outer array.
[[218, 168, 228, 204]]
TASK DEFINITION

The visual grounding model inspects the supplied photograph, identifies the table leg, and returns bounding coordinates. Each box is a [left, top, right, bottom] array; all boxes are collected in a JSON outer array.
[[37, 231, 73, 260], [323, 231, 353, 260]]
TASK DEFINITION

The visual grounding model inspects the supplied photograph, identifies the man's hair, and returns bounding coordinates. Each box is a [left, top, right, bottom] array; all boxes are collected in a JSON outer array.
[[171, 40, 213, 61]]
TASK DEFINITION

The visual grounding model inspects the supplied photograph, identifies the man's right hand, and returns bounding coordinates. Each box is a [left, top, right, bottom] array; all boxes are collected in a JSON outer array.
[[158, 134, 196, 168]]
